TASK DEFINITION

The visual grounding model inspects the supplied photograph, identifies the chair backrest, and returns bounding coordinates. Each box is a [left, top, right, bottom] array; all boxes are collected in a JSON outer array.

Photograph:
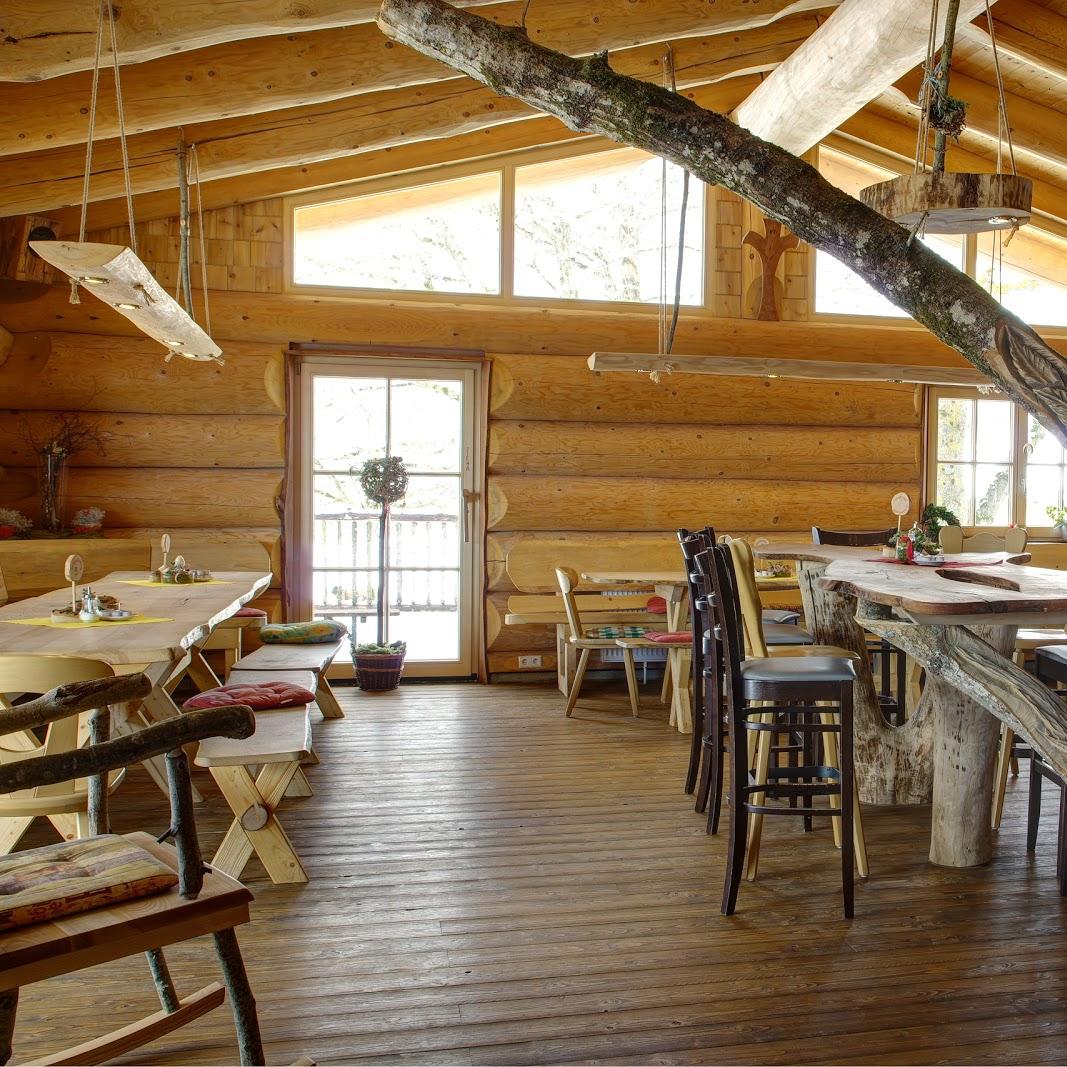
[[938, 525, 1028, 554], [0, 656, 116, 813], [727, 539, 771, 658], [150, 538, 271, 573], [811, 526, 897, 547], [678, 533, 708, 639], [696, 545, 745, 705], [554, 567, 585, 641]]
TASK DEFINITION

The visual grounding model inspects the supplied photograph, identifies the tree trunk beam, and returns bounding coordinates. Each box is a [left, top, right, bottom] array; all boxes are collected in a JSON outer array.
[[377, 0, 1067, 442], [0, 673, 151, 734]]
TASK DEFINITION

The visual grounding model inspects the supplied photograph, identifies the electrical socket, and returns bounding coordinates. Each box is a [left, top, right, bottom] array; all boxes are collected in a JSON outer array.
[[518, 655, 543, 669]]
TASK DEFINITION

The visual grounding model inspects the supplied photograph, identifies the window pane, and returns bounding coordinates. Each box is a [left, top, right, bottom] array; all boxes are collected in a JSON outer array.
[[1028, 413, 1063, 464], [974, 464, 1012, 525], [815, 148, 966, 317], [390, 574, 461, 662], [1026, 465, 1062, 526], [389, 476, 461, 568], [514, 148, 704, 304], [937, 462, 973, 524], [389, 379, 463, 473], [313, 377, 386, 471], [975, 400, 1012, 462], [937, 398, 974, 461], [292, 172, 501, 294], [978, 228, 1067, 327]]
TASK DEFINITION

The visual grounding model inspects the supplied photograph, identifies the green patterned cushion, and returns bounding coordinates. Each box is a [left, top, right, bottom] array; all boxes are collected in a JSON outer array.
[[585, 625, 650, 639], [259, 620, 348, 644]]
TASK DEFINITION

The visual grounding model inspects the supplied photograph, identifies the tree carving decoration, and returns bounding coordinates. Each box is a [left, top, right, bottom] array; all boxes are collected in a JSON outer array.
[[742, 219, 799, 321], [376, 0, 1067, 444]]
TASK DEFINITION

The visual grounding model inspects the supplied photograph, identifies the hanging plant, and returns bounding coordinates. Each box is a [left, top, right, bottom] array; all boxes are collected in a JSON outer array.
[[358, 456, 409, 506]]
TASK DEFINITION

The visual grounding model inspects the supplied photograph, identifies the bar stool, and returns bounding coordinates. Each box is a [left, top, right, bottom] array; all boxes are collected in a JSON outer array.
[[700, 543, 861, 918]]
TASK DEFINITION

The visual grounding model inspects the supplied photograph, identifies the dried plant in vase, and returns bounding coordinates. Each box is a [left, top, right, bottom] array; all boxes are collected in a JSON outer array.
[[22, 414, 109, 536], [0, 508, 31, 540]]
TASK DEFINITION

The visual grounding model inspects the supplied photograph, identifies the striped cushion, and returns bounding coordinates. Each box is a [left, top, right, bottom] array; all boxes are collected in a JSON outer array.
[[260, 620, 347, 644], [585, 625, 651, 639]]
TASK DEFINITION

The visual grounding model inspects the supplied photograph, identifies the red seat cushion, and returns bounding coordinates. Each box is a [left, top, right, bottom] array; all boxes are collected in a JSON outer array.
[[234, 606, 269, 619], [182, 681, 314, 711], [646, 596, 668, 615], [642, 631, 691, 644]]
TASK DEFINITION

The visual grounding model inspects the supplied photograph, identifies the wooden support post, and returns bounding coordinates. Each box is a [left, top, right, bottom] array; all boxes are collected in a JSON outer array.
[[86, 706, 110, 837], [145, 948, 180, 1014], [164, 747, 205, 899]]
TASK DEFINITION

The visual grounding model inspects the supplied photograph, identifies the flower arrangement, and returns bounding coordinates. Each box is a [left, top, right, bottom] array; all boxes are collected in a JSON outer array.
[[0, 509, 31, 539], [71, 506, 105, 535]]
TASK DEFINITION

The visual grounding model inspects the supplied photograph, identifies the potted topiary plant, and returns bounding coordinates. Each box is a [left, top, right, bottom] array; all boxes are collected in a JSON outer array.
[[1047, 505, 1067, 541], [919, 503, 961, 547], [352, 455, 409, 690]]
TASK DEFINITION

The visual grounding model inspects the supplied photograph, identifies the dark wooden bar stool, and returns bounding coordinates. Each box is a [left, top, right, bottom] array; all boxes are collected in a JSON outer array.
[[1028, 646, 1067, 894], [812, 526, 908, 723], [700, 543, 860, 918]]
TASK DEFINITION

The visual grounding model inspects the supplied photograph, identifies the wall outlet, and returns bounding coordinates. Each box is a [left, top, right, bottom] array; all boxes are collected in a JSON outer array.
[[518, 655, 543, 669]]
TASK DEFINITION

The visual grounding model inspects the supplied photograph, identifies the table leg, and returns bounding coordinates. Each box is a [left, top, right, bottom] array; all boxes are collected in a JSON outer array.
[[657, 583, 691, 734]]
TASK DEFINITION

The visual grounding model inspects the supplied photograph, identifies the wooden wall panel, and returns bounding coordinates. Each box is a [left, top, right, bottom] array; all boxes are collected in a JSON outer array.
[[489, 421, 921, 480], [491, 354, 923, 426], [0, 411, 285, 468], [0, 333, 285, 415]]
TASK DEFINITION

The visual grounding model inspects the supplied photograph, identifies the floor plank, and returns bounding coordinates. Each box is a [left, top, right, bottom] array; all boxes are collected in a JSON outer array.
[[8, 679, 1067, 1065]]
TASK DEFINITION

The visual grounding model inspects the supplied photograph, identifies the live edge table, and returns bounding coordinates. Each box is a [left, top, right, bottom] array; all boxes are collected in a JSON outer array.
[[754, 544, 1067, 868], [0, 570, 271, 796]]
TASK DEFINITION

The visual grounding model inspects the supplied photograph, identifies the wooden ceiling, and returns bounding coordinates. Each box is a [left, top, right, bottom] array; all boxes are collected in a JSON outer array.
[[4, 0, 1067, 237]]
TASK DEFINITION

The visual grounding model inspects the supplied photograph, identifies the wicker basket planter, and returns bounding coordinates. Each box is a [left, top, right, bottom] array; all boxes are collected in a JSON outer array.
[[353, 650, 406, 691]]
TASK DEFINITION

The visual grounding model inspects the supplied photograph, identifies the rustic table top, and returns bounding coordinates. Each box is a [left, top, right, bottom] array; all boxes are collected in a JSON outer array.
[[752, 543, 1067, 623], [0, 571, 271, 665]]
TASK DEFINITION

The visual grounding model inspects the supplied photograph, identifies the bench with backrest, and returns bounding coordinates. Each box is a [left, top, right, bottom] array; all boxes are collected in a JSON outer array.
[[191, 672, 317, 885]]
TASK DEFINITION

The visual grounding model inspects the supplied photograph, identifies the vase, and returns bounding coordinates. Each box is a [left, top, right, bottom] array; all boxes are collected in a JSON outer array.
[[38, 451, 68, 535]]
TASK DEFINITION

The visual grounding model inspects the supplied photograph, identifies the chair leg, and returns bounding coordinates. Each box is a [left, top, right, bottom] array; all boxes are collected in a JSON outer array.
[[146, 947, 180, 1013], [707, 715, 726, 835], [213, 928, 265, 1066], [992, 725, 1015, 830], [621, 649, 641, 718], [745, 710, 774, 882], [721, 711, 749, 915], [839, 683, 855, 919], [685, 644, 704, 794], [0, 989, 17, 1066], [565, 648, 590, 716], [1027, 759, 1043, 852]]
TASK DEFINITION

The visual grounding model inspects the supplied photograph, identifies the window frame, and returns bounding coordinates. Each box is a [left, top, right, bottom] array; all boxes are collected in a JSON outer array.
[[283, 139, 710, 309], [925, 385, 1065, 538], [811, 145, 1067, 330]]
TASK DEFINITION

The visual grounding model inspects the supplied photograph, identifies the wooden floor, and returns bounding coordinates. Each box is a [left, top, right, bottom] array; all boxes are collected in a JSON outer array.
[[10, 677, 1067, 1065]]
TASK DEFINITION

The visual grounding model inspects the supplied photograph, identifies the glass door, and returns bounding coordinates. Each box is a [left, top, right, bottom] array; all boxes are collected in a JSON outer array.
[[300, 360, 480, 677]]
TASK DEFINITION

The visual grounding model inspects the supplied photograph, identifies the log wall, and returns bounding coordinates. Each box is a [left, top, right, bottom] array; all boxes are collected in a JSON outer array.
[[1, 193, 936, 674]]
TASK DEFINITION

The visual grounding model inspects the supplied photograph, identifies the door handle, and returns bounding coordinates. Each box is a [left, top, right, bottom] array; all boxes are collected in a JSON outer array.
[[462, 489, 479, 543]]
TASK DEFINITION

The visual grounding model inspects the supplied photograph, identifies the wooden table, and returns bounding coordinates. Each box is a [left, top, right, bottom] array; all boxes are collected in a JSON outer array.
[[0, 571, 271, 795], [753, 543, 1067, 868]]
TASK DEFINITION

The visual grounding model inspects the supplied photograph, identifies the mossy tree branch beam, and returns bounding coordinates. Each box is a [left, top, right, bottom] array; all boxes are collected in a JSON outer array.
[[377, 0, 1067, 442]]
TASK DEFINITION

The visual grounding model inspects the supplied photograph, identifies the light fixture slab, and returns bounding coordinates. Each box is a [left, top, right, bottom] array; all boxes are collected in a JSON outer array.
[[28, 240, 223, 363], [859, 172, 1032, 234]]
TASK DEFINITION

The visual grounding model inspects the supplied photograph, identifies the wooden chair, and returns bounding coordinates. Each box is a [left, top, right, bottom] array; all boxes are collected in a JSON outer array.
[[555, 567, 643, 717], [701, 543, 861, 918], [938, 525, 1028, 554], [0, 656, 126, 855], [811, 526, 907, 722], [0, 673, 266, 1065]]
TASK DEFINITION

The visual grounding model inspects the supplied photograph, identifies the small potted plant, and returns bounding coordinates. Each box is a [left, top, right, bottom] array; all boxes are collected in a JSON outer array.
[[919, 503, 961, 546], [1047, 505, 1067, 540], [352, 455, 409, 690], [0, 508, 31, 540], [70, 506, 105, 536]]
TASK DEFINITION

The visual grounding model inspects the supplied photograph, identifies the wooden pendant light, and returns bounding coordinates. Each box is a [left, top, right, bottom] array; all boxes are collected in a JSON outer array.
[[860, 0, 1031, 236]]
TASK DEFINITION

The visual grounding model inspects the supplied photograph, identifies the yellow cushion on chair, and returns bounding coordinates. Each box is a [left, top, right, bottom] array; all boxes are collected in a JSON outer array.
[[0, 835, 178, 931]]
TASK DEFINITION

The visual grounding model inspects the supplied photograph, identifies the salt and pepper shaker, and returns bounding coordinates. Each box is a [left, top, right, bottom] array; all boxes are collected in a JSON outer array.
[[79, 587, 99, 622]]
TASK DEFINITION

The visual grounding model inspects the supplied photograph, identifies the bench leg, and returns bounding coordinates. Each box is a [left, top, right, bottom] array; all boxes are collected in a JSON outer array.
[[187, 649, 222, 693], [285, 767, 313, 798], [211, 762, 308, 883], [315, 677, 344, 720]]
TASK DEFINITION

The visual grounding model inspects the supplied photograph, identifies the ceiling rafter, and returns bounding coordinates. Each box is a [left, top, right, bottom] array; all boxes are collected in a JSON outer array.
[[0, 1, 835, 157], [972, 0, 1067, 82]]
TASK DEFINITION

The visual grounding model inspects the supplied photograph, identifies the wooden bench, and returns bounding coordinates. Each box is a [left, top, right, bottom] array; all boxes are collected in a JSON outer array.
[[195, 672, 315, 885], [232, 641, 346, 720]]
